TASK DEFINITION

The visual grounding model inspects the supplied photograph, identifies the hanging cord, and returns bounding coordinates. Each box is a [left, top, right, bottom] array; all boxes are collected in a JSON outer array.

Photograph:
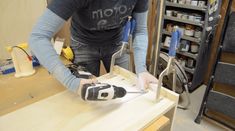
[[11, 46, 32, 61]]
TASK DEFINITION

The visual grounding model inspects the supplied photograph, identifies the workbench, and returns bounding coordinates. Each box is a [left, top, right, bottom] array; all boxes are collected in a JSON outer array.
[[0, 66, 179, 131]]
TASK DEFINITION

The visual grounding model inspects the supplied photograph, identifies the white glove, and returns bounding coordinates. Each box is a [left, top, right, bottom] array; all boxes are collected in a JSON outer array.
[[137, 72, 158, 91]]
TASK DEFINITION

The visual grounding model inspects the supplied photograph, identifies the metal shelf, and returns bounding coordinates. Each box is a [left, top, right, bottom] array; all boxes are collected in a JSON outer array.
[[183, 66, 195, 74], [165, 1, 207, 12], [164, 15, 203, 27], [163, 30, 201, 43], [161, 46, 196, 73], [161, 46, 198, 59]]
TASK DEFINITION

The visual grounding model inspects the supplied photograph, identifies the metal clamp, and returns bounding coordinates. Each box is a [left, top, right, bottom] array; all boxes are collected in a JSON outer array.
[[156, 57, 176, 102], [109, 42, 128, 75]]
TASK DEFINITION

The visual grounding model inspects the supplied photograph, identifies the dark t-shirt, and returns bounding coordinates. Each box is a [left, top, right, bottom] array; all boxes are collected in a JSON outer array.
[[48, 0, 148, 46]]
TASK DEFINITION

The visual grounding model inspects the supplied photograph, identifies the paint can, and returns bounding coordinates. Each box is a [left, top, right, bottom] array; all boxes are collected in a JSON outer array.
[[182, 14, 188, 20], [185, 30, 194, 36], [166, 23, 173, 32], [164, 36, 171, 47], [166, 10, 173, 17], [191, 0, 198, 6], [190, 43, 199, 53], [198, 1, 206, 7], [186, 59, 194, 68], [194, 27, 202, 38], [178, 0, 186, 4], [194, 14, 202, 23], [179, 40, 190, 52], [172, 11, 178, 17], [185, 25, 194, 37], [188, 15, 195, 21], [173, 0, 178, 3], [186, 0, 192, 5], [177, 12, 183, 18]]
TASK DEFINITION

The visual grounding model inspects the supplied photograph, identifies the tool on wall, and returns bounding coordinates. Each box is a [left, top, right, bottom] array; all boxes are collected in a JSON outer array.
[[6, 43, 35, 78]]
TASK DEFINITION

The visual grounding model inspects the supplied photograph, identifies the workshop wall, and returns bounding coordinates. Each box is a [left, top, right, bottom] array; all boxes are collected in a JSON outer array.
[[0, 0, 47, 59], [46, 0, 71, 47]]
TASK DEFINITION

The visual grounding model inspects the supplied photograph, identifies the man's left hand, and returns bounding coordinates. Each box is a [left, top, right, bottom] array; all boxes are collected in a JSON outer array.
[[137, 72, 158, 91]]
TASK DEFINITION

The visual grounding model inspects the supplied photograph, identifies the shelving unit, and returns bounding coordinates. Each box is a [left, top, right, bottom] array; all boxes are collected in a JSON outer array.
[[161, 46, 198, 59], [165, 1, 207, 12], [158, 0, 215, 92], [164, 15, 204, 27], [163, 30, 201, 43]]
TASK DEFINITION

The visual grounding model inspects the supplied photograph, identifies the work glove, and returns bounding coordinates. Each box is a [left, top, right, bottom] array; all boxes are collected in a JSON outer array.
[[77, 78, 98, 96], [137, 72, 158, 91]]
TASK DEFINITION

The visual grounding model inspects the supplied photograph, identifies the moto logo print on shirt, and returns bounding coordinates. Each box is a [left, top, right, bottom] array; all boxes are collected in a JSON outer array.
[[89, 0, 136, 30], [48, 0, 148, 45]]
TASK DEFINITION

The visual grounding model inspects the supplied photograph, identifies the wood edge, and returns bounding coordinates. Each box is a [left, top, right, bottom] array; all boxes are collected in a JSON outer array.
[[143, 115, 170, 131]]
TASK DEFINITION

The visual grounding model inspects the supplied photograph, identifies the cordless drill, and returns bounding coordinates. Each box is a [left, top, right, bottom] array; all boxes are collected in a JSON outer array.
[[81, 83, 127, 101]]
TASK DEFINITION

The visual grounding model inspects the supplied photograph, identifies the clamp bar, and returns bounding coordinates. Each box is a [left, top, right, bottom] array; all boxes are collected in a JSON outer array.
[[109, 16, 136, 75]]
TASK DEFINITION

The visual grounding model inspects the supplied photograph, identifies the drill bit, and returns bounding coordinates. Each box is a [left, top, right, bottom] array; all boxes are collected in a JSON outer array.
[[126, 91, 147, 94]]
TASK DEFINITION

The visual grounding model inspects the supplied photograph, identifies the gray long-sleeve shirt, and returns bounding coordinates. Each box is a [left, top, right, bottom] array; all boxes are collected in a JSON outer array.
[[29, 4, 148, 93]]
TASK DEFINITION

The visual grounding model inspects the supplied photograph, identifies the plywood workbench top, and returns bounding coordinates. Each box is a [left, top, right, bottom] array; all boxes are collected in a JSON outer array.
[[0, 66, 179, 131], [0, 67, 65, 116]]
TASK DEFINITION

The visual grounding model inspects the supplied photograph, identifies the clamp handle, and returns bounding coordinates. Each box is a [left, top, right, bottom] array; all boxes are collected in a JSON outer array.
[[122, 16, 136, 42], [168, 27, 181, 57]]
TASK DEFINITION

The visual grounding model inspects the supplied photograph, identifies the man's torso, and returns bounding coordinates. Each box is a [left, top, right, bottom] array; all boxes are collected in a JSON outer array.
[[48, 0, 148, 45]]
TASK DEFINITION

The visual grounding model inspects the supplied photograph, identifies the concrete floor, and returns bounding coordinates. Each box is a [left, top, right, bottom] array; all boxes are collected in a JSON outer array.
[[173, 85, 232, 131]]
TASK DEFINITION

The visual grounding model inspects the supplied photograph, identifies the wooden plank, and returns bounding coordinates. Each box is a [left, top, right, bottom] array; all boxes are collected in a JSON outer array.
[[144, 116, 170, 131], [0, 67, 65, 116], [0, 66, 178, 131], [147, 0, 158, 66]]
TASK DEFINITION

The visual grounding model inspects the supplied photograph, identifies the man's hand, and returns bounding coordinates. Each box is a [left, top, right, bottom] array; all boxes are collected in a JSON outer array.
[[137, 72, 158, 91], [77, 78, 98, 96]]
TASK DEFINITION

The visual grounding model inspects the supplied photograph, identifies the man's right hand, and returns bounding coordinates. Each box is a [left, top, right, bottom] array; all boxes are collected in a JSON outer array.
[[77, 78, 98, 96]]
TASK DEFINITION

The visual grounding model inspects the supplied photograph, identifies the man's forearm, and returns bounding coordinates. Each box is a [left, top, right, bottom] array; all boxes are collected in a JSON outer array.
[[29, 9, 80, 93], [132, 11, 148, 74]]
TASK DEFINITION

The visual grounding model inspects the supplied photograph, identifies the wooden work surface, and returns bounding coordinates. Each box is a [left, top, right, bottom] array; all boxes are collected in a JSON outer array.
[[0, 67, 65, 116], [0, 66, 179, 131]]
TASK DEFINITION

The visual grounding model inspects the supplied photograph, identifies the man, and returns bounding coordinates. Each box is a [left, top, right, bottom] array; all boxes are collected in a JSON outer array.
[[29, 0, 157, 95]]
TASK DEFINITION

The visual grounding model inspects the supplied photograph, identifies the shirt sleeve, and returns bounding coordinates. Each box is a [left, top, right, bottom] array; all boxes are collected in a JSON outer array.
[[132, 11, 148, 74], [29, 9, 81, 93], [47, 0, 87, 20], [133, 0, 149, 13]]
